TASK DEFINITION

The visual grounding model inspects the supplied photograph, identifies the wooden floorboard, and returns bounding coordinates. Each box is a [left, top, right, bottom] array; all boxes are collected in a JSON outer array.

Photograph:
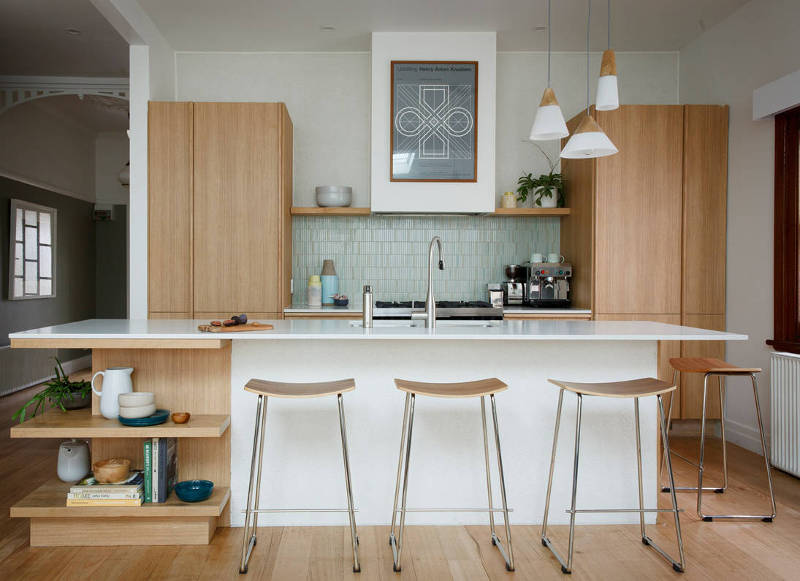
[[2, 379, 800, 579]]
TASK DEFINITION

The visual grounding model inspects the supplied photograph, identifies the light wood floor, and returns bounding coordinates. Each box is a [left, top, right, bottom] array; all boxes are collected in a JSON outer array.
[[2, 380, 800, 580]]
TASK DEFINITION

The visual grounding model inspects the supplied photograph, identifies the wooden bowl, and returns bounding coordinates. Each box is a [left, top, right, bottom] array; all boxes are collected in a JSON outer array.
[[171, 412, 191, 424], [92, 458, 131, 483]]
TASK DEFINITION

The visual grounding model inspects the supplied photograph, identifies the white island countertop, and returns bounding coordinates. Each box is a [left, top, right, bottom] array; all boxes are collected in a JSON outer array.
[[9, 318, 747, 342]]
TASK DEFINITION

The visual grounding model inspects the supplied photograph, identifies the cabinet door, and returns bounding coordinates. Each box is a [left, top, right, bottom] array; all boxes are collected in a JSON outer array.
[[193, 103, 281, 314], [680, 314, 724, 419], [683, 105, 728, 316], [594, 106, 684, 315], [148, 102, 193, 317]]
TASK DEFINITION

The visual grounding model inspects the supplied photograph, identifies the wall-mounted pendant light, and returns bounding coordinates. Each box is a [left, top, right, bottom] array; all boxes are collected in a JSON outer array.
[[529, 0, 569, 141], [596, 0, 619, 110], [561, 0, 618, 159]]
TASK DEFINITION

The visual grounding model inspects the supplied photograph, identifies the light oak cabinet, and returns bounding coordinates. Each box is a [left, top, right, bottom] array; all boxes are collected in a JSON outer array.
[[148, 102, 293, 319], [561, 105, 728, 419]]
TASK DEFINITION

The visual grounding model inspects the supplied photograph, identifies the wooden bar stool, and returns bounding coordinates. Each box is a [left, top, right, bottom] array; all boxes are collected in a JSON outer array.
[[389, 378, 514, 572], [238, 378, 360, 574], [660, 358, 777, 522], [541, 378, 685, 574]]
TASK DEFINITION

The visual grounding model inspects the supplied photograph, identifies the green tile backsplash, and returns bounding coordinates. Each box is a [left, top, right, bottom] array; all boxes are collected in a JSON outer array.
[[292, 215, 560, 305]]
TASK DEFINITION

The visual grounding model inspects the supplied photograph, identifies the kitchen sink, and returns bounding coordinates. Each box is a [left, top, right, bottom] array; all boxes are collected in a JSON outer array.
[[349, 320, 501, 328]]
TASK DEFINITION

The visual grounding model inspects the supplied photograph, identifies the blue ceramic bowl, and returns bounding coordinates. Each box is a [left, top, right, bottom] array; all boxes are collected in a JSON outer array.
[[174, 479, 214, 503]]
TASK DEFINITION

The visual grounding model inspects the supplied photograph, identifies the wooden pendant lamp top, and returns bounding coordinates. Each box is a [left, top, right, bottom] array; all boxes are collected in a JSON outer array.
[[600, 49, 617, 76], [573, 114, 604, 135], [539, 87, 560, 107]]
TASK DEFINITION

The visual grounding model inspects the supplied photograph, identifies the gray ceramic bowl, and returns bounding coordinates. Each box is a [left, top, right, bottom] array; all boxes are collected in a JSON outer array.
[[316, 185, 352, 207]]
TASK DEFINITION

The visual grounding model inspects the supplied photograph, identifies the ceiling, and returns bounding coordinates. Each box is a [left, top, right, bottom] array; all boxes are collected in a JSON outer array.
[[137, 0, 750, 52], [0, 0, 129, 75]]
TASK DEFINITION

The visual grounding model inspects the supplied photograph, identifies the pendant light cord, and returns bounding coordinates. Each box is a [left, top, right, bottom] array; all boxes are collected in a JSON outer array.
[[586, 0, 591, 116], [547, 0, 551, 87]]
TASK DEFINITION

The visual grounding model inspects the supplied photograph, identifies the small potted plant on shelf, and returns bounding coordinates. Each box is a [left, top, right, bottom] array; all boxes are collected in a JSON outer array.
[[12, 358, 91, 423], [516, 142, 565, 208]]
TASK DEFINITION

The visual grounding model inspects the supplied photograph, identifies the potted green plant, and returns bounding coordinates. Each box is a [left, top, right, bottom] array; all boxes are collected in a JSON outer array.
[[516, 143, 565, 208], [12, 358, 91, 423]]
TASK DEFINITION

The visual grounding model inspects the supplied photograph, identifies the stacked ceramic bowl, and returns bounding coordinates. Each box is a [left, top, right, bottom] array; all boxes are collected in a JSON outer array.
[[118, 392, 156, 419]]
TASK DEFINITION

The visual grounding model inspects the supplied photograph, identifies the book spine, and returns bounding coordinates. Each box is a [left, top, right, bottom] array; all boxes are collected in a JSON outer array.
[[70, 486, 142, 494], [68, 492, 141, 500], [144, 439, 152, 503], [66, 498, 143, 507], [152, 437, 160, 503]]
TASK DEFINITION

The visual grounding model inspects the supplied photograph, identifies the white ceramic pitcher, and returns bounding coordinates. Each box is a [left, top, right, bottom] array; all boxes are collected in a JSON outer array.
[[91, 367, 134, 419]]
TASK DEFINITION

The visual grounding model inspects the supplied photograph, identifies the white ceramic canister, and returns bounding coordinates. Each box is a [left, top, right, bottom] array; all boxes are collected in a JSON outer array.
[[57, 439, 90, 482]]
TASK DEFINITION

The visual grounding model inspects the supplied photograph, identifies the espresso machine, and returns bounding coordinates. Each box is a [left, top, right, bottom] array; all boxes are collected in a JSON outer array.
[[526, 262, 572, 307], [503, 264, 529, 305]]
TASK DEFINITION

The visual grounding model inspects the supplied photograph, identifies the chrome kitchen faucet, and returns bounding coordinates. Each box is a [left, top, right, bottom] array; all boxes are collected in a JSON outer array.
[[412, 236, 445, 329]]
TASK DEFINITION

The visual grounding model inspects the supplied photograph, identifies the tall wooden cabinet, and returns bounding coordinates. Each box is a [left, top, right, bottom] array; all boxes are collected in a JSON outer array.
[[148, 102, 293, 319], [561, 105, 728, 419]]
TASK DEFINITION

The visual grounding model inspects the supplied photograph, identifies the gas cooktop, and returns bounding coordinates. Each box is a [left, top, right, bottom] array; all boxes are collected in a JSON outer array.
[[373, 300, 502, 320]]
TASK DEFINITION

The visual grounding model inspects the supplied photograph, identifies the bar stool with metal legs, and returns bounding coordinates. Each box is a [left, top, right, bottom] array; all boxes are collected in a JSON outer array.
[[660, 358, 777, 522], [389, 378, 515, 573], [541, 378, 686, 574], [238, 378, 360, 574]]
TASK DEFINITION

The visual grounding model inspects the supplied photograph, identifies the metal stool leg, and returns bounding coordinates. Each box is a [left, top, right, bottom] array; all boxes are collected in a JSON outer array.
[[480, 396, 496, 543], [337, 394, 361, 572], [239, 395, 268, 574], [699, 373, 777, 521], [653, 394, 686, 572], [490, 394, 515, 571], [392, 393, 416, 573], [634, 398, 646, 541], [541, 389, 569, 572], [389, 393, 411, 547], [719, 376, 729, 492]]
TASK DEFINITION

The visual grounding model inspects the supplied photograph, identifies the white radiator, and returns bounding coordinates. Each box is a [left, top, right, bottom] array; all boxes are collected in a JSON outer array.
[[771, 351, 800, 477]]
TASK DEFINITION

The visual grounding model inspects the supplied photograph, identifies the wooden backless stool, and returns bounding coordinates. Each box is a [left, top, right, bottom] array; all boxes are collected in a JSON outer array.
[[238, 378, 360, 574], [660, 358, 777, 522], [541, 378, 685, 574], [389, 378, 514, 573]]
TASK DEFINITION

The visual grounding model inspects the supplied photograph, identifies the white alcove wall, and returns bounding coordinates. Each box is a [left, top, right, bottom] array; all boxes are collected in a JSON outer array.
[[370, 32, 496, 213]]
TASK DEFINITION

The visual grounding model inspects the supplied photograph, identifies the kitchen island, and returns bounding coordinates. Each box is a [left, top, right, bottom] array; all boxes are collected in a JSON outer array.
[[9, 319, 745, 545]]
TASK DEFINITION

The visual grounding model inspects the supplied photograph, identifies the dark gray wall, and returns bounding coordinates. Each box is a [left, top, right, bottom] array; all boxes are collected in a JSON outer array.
[[0, 176, 95, 393], [95, 205, 127, 318]]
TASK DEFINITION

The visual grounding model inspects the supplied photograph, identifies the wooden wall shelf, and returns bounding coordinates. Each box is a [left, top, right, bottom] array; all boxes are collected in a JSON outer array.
[[11, 480, 231, 519], [291, 207, 371, 216], [10, 410, 231, 439], [493, 208, 571, 216]]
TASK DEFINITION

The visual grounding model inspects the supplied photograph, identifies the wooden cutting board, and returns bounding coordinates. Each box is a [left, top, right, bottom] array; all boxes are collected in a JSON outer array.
[[197, 322, 274, 333]]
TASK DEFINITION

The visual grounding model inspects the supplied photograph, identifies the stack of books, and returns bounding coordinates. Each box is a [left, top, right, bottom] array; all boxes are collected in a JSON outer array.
[[143, 437, 178, 503], [67, 471, 144, 506]]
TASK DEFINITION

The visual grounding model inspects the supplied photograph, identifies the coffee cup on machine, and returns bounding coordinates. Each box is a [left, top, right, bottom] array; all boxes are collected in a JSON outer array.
[[531, 252, 545, 263], [547, 253, 565, 264]]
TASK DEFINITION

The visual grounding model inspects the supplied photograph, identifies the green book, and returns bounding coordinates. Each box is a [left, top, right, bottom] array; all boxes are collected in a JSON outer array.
[[143, 439, 152, 503]]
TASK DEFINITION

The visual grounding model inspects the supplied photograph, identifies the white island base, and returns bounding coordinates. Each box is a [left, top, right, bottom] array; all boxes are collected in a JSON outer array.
[[231, 339, 661, 527]]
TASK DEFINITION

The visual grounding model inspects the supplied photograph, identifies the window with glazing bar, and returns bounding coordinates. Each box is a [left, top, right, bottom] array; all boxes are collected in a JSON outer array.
[[8, 199, 56, 300]]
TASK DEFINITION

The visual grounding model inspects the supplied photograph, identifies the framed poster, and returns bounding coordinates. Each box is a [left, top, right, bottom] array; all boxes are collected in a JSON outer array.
[[390, 61, 478, 182]]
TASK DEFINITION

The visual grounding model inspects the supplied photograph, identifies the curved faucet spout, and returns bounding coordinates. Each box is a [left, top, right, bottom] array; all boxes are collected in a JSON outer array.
[[425, 236, 444, 328]]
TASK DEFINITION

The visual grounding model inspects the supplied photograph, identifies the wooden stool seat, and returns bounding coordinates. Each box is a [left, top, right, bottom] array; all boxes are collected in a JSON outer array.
[[547, 377, 675, 398], [244, 378, 355, 398], [669, 357, 761, 374], [394, 378, 507, 398]]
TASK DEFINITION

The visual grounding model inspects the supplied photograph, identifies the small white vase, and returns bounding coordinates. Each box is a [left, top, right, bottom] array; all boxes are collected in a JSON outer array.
[[536, 187, 558, 208]]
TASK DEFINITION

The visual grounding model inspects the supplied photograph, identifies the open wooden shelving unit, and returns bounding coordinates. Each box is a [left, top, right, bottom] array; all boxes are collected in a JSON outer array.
[[10, 341, 233, 547]]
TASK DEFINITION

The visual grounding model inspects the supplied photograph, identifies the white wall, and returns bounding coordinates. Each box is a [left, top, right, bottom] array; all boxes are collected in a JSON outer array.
[[680, 0, 800, 452], [175, 50, 678, 209], [0, 100, 96, 202], [95, 132, 130, 204]]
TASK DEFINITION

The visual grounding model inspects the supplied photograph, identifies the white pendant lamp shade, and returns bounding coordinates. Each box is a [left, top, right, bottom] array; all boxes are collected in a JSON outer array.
[[560, 114, 618, 159], [596, 50, 619, 111], [530, 88, 569, 141]]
